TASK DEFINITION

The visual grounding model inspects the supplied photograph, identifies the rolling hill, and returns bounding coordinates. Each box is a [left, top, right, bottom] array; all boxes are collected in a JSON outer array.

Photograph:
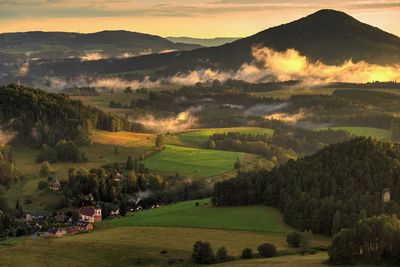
[[25, 9, 400, 81], [0, 30, 201, 60]]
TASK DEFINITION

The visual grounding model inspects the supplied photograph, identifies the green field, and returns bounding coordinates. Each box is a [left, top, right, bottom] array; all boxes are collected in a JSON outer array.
[[142, 145, 244, 177], [314, 127, 392, 140], [100, 199, 290, 233], [177, 127, 275, 147], [0, 226, 330, 267]]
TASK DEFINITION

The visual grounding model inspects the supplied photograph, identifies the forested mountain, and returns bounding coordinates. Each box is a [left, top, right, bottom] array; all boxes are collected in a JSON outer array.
[[0, 84, 128, 147], [0, 30, 201, 60], [27, 9, 400, 79], [213, 138, 400, 235]]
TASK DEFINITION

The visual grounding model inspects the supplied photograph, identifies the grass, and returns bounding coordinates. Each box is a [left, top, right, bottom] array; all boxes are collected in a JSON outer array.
[[142, 145, 243, 177], [100, 199, 291, 233], [314, 127, 392, 140], [177, 127, 275, 147], [0, 226, 329, 267]]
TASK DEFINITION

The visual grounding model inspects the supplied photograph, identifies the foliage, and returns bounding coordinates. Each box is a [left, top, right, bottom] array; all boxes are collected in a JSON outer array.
[[286, 232, 302, 247], [257, 243, 277, 258], [213, 138, 400, 235], [216, 247, 229, 262], [192, 241, 215, 264], [39, 161, 50, 177], [329, 214, 400, 264], [241, 248, 253, 259]]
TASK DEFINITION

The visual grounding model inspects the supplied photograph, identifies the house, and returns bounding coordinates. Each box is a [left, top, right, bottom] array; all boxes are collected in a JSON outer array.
[[26, 211, 50, 222], [76, 221, 94, 231], [382, 188, 391, 203], [66, 226, 80, 235], [49, 180, 61, 191], [79, 206, 102, 222], [46, 227, 64, 238]]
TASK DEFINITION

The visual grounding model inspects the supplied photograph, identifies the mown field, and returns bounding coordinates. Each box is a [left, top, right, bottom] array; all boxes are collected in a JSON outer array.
[[314, 126, 392, 140], [142, 145, 245, 177], [0, 226, 329, 267], [177, 127, 274, 147], [100, 199, 290, 233]]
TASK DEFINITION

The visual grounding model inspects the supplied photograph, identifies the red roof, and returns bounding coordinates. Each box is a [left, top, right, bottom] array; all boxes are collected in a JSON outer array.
[[79, 206, 96, 217]]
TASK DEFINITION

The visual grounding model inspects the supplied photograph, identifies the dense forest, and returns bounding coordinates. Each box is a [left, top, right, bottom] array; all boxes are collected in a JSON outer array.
[[0, 84, 129, 147], [213, 138, 400, 235], [329, 215, 400, 264]]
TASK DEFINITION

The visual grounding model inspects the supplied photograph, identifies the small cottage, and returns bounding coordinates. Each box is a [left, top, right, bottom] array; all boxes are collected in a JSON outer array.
[[26, 211, 50, 222], [46, 227, 64, 238], [79, 205, 102, 222], [49, 180, 61, 191]]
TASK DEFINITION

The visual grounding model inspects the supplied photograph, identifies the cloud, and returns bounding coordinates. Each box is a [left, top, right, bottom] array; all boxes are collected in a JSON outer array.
[[80, 51, 107, 61], [264, 109, 308, 123], [134, 106, 202, 133]]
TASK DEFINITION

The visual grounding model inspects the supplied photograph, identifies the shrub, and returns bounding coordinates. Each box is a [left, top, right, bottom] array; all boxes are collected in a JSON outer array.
[[241, 248, 253, 259], [216, 247, 229, 262], [286, 232, 302, 247], [257, 243, 277, 258], [37, 181, 48, 190], [192, 241, 215, 264]]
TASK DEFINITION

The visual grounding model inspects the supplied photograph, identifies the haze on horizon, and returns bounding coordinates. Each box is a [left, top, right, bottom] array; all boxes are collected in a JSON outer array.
[[0, 0, 399, 38]]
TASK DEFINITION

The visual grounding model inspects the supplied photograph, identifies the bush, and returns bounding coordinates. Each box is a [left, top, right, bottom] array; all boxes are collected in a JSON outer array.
[[241, 248, 253, 259], [39, 161, 51, 177], [192, 241, 215, 264], [37, 180, 48, 190], [216, 247, 229, 262], [257, 243, 277, 258], [286, 232, 302, 247]]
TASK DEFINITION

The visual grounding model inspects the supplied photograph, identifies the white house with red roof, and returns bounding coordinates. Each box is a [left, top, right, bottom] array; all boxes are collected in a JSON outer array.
[[79, 206, 102, 222]]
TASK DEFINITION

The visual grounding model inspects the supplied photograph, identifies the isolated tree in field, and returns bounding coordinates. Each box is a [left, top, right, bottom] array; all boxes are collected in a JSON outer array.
[[216, 247, 229, 262], [39, 161, 50, 177], [241, 248, 253, 259], [192, 241, 215, 264], [126, 156, 134, 170], [155, 134, 165, 148], [286, 232, 302, 247], [257, 243, 277, 258]]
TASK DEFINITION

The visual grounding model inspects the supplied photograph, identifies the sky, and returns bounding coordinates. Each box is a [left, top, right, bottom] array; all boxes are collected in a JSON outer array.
[[0, 0, 399, 38]]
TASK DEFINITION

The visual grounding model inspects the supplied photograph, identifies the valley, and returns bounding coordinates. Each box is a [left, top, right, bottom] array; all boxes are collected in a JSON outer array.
[[1, 7, 400, 267]]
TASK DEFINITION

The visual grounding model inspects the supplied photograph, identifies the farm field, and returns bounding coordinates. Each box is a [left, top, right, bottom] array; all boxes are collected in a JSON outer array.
[[314, 127, 392, 140], [177, 127, 275, 147], [100, 199, 291, 233], [0, 226, 329, 267], [142, 144, 245, 177]]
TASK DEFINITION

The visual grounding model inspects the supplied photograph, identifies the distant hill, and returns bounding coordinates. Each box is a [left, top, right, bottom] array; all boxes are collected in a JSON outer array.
[[166, 37, 241, 47], [0, 30, 202, 60], [7, 9, 400, 84]]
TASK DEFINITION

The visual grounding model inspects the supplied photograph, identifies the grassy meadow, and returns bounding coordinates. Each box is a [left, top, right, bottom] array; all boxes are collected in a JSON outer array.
[[142, 145, 244, 177], [177, 127, 274, 147], [314, 126, 392, 140], [0, 226, 329, 267], [100, 199, 290, 233]]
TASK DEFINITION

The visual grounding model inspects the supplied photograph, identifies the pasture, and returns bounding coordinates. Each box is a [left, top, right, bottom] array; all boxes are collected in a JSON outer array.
[[0, 226, 329, 267], [177, 127, 275, 147], [100, 199, 291, 233], [142, 145, 244, 177]]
